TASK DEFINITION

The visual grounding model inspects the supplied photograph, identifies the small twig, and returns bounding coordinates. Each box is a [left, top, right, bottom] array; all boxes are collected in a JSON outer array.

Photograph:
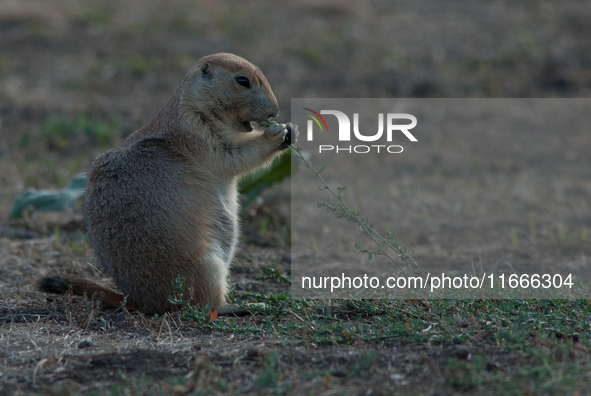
[[83, 261, 106, 277], [287, 309, 305, 323], [156, 317, 166, 342], [165, 315, 174, 347], [33, 358, 48, 387]]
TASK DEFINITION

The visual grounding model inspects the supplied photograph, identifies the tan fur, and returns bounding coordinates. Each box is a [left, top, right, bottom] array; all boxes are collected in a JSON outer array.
[[38, 53, 297, 315]]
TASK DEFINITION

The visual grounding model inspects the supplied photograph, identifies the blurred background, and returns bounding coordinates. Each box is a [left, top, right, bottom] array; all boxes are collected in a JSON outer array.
[[1, 0, 590, 219], [1, 3, 590, 392]]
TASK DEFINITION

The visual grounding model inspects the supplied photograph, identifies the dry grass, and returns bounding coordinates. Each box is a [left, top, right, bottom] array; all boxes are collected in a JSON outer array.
[[1, 0, 591, 394]]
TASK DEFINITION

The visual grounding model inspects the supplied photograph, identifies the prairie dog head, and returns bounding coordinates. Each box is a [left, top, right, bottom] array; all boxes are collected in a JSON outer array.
[[179, 53, 279, 133]]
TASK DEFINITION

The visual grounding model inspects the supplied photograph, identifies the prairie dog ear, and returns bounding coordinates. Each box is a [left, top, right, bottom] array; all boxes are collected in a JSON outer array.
[[200, 63, 210, 76]]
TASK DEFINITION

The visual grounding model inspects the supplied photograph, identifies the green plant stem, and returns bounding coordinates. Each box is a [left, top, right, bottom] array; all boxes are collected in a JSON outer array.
[[291, 144, 427, 276]]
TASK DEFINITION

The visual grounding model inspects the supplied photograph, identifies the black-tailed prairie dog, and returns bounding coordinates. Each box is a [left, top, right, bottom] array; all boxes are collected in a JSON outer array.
[[38, 53, 298, 315]]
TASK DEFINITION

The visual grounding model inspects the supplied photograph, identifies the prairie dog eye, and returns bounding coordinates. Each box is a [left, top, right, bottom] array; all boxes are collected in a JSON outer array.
[[235, 76, 251, 88]]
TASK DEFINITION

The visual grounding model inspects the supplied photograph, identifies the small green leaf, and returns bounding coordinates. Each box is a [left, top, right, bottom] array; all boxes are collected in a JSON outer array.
[[10, 174, 87, 219], [354, 243, 362, 250], [317, 164, 326, 174], [238, 149, 295, 212]]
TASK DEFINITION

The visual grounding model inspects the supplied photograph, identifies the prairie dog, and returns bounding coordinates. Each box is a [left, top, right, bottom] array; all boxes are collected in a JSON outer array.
[[38, 53, 298, 315]]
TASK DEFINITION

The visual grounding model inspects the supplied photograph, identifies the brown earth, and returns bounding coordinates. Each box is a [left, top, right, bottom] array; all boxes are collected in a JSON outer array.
[[1, 0, 590, 395]]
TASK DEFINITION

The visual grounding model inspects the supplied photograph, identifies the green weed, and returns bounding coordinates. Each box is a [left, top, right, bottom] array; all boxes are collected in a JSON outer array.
[[41, 111, 118, 150]]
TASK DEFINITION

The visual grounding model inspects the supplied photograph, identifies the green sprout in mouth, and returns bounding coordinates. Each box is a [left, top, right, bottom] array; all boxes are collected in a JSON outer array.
[[258, 118, 277, 128]]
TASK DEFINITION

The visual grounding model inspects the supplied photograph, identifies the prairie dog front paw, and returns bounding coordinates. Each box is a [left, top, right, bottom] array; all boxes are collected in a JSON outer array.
[[282, 123, 299, 148], [263, 123, 288, 147]]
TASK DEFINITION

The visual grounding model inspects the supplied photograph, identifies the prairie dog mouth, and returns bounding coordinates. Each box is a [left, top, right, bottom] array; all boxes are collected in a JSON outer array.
[[237, 120, 254, 132]]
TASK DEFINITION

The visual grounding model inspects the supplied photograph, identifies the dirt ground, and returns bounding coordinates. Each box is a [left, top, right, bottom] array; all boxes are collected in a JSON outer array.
[[1, 0, 591, 395]]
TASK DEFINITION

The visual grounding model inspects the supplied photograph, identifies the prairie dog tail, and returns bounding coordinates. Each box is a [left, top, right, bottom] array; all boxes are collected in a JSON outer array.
[[37, 275, 138, 311]]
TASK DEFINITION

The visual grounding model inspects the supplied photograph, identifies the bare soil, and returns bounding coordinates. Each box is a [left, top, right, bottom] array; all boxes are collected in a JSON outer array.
[[1, 1, 590, 395]]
